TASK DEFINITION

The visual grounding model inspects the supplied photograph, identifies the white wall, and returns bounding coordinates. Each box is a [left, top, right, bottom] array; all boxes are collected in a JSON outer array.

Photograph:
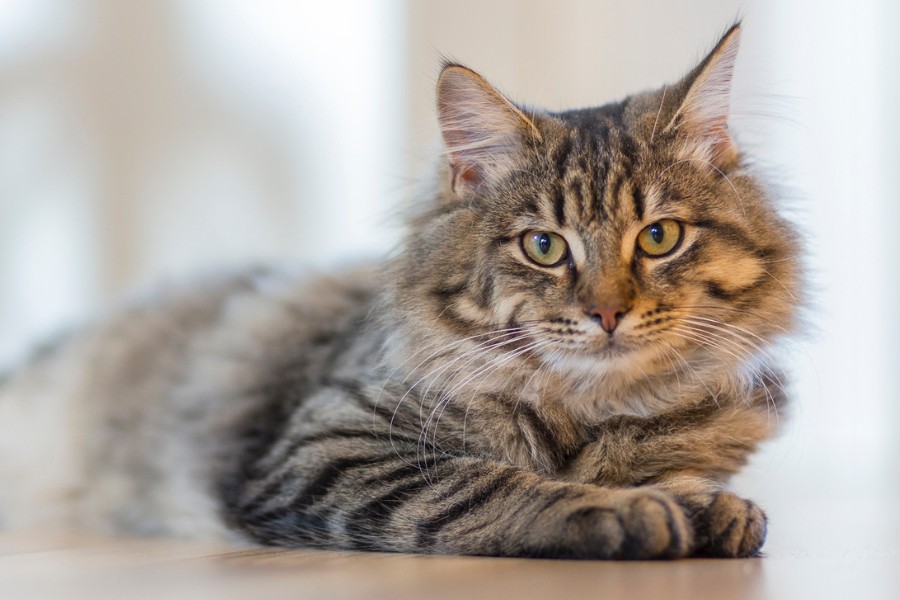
[[0, 0, 406, 366], [885, 0, 900, 468], [739, 0, 894, 495]]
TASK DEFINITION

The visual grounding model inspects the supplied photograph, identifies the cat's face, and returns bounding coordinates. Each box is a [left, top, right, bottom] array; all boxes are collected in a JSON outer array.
[[393, 26, 799, 399], [455, 117, 797, 382]]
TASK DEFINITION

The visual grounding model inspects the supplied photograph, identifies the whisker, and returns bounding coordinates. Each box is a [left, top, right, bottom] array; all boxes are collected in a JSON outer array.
[[419, 338, 550, 479], [374, 325, 526, 415], [659, 335, 718, 405], [667, 304, 790, 333], [672, 316, 789, 394], [411, 333, 537, 470], [759, 266, 799, 304], [385, 329, 532, 462], [650, 84, 668, 144], [669, 324, 753, 367]]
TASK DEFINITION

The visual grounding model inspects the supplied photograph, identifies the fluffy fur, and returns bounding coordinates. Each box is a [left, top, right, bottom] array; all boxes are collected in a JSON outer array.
[[0, 25, 800, 559]]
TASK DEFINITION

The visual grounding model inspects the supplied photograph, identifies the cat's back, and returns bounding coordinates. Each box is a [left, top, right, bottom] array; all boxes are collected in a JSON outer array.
[[0, 265, 382, 537]]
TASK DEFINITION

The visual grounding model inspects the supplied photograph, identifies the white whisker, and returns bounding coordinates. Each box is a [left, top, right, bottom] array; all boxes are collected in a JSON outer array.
[[650, 84, 668, 144]]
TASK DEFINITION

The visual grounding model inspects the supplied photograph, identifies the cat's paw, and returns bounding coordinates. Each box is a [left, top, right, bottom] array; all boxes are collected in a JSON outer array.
[[554, 488, 693, 559], [612, 488, 695, 559], [692, 491, 767, 557]]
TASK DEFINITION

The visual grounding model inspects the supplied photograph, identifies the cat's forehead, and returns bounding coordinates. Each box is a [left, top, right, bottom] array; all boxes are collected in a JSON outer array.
[[514, 99, 712, 230], [507, 103, 654, 233], [537, 102, 651, 183], [552, 101, 631, 134]]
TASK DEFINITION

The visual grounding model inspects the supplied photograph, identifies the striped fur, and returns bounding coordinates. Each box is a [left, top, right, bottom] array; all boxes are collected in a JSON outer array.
[[0, 25, 799, 559]]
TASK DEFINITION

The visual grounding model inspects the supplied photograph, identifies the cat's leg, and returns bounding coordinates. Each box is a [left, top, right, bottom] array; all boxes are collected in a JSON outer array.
[[565, 441, 766, 557], [222, 437, 695, 559], [564, 384, 782, 485], [560, 395, 776, 557]]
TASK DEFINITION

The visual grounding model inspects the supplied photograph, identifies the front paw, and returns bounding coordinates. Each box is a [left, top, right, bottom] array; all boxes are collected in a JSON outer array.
[[612, 487, 695, 559], [692, 491, 767, 557], [529, 486, 694, 559]]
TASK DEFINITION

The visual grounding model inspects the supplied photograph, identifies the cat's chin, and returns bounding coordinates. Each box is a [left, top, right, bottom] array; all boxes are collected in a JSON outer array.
[[542, 339, 653, 382], [592, 338, 632, 358]]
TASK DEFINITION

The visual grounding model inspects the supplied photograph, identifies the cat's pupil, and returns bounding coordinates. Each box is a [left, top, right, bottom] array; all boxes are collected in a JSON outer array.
[[539, 234, 551, 254], [650, 224, 664, 244]]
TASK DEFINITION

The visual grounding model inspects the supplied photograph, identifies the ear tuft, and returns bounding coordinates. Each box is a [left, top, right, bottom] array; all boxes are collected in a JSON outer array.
[[667, 24, 741, 169], [436, 65, 541, 195]]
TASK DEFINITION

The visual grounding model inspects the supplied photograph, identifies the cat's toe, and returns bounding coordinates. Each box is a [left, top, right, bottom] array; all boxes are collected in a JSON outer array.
[[696, 492, 767, 557], [614, 489, 693, 559], [548, 488, 693, 559]]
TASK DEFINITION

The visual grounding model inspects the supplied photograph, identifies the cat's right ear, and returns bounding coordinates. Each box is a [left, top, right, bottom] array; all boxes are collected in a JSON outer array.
[[663, 24, 742, 169], [436, 64, 541, 195]]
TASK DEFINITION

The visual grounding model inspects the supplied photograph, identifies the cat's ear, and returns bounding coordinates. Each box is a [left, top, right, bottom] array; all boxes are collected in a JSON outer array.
[[437, 64, 541, 195], [665, 24, 741, 169]]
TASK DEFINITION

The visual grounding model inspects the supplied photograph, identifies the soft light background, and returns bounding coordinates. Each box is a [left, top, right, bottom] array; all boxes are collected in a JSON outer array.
[[0, 0, 896, 563]]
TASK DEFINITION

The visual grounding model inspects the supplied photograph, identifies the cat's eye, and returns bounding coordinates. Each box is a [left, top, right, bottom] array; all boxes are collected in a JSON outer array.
[[636, 220, 683, 257], [521, 231, 569, 267]]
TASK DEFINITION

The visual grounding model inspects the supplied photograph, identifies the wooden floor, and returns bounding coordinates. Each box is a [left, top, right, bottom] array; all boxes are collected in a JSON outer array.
[[2, 484, 898, 600]]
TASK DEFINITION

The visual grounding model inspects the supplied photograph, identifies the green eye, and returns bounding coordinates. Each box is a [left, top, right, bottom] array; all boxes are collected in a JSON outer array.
[[521, 231, 569, 267], [637, 220, 683, 257]]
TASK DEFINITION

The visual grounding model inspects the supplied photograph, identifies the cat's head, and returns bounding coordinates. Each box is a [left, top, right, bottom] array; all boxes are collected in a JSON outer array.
[[389, 25, 800, 412]]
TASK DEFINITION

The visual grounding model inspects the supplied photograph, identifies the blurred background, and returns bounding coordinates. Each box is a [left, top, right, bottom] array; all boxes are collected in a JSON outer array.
[[0, 0, 896, 556]]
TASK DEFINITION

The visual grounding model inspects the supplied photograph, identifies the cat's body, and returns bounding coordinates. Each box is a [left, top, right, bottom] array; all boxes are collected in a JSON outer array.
[[0, 25, 800, 558]]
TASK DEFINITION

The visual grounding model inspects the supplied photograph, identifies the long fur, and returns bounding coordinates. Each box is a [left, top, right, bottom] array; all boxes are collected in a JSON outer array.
[[0, 25, 800, 559]]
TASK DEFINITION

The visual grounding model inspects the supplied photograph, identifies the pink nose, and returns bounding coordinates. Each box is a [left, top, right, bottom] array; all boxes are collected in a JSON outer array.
[[584, 305, 627, 334]]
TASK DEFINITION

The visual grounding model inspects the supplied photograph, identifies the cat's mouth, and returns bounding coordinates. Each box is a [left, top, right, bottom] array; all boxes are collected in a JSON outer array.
[[558, 335, 636, 359], [540, 336, 652, 382], [594, 337, 631, 357]]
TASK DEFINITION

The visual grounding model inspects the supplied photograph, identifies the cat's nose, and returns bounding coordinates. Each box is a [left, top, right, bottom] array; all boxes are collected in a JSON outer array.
[[584, 305, 628, 334]]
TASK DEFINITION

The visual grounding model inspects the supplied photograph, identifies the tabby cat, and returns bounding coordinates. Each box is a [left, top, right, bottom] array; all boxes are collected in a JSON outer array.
[[0, 24, 800, 559]]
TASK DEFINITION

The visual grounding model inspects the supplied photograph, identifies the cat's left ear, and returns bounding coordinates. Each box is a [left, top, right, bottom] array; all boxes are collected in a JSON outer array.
[[665, 24, 741, 169], [437, 64, 542, 195]]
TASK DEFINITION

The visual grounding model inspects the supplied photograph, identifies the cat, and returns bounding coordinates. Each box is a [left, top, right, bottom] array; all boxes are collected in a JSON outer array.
[[0, 23, 800, 559]]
